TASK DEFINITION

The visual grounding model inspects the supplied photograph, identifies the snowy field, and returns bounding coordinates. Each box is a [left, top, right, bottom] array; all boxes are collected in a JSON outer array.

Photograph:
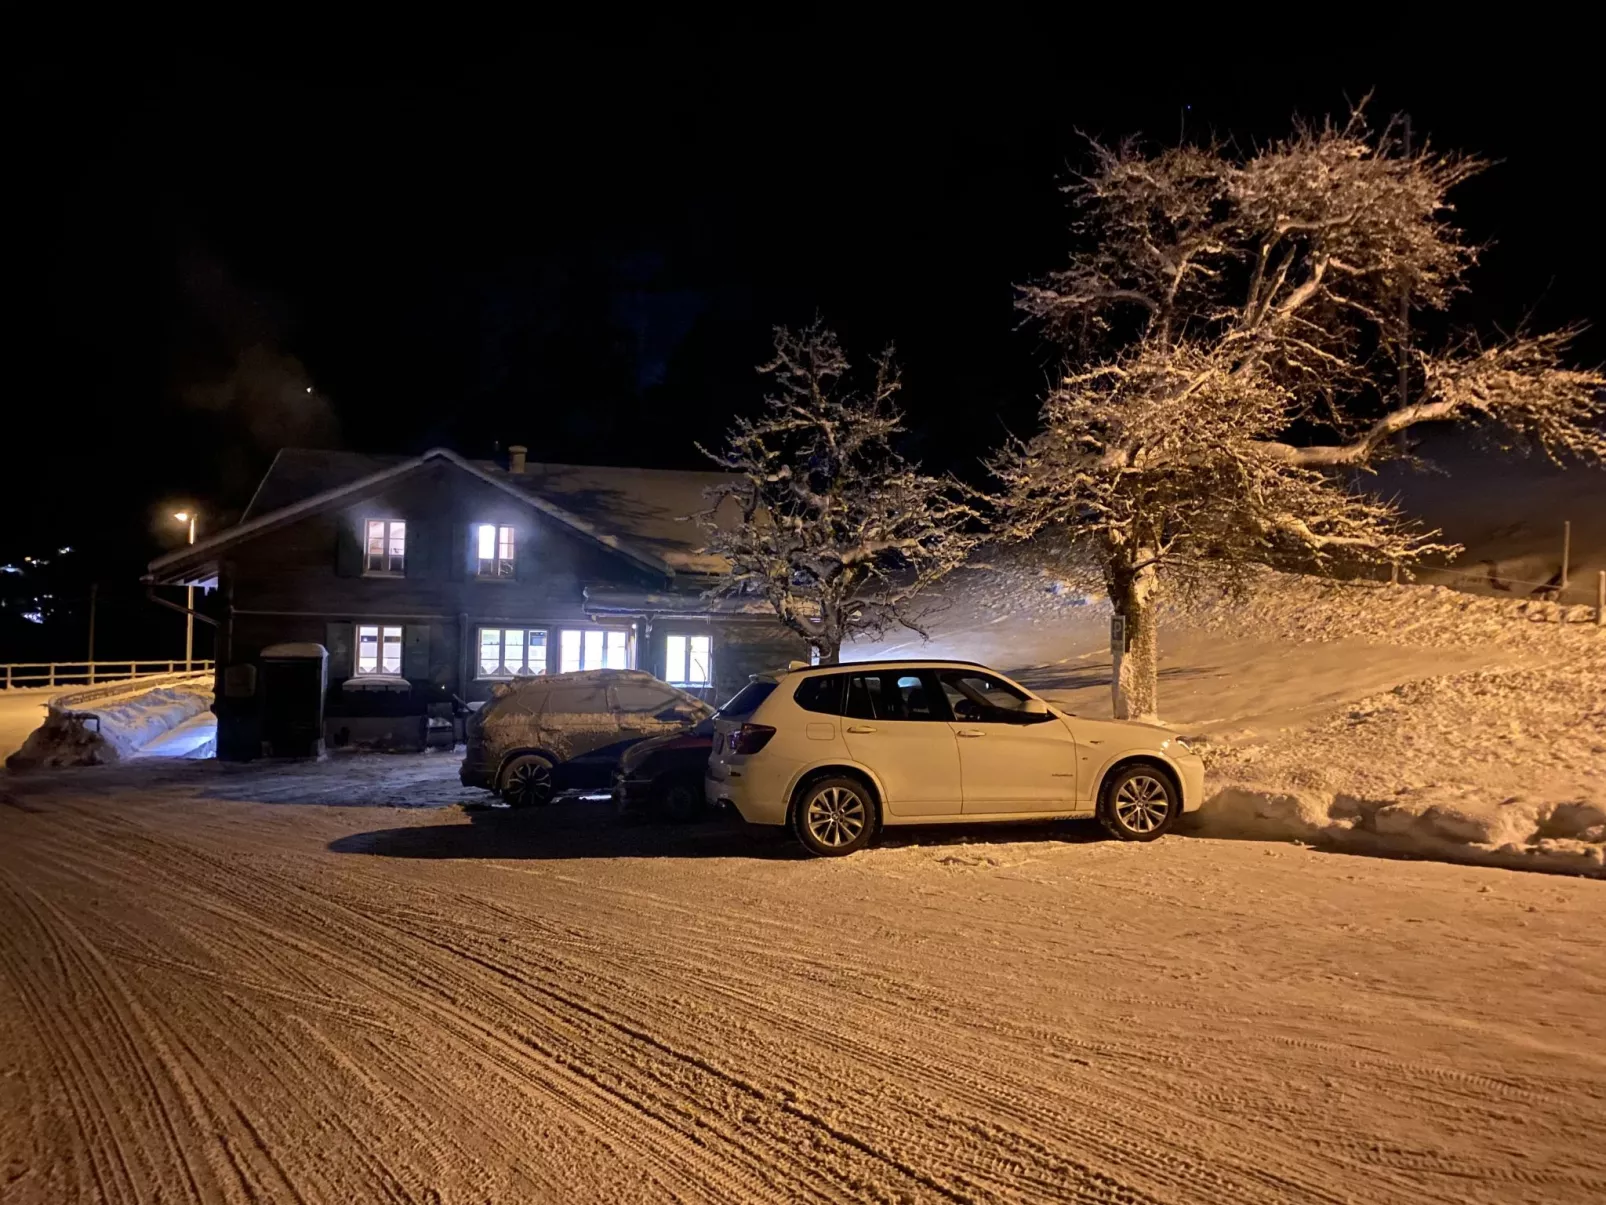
[[1, 753, 1603, 1203]]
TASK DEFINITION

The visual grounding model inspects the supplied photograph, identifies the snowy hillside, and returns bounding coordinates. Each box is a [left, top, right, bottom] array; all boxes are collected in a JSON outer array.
[[1371, 429, 1606, 605]]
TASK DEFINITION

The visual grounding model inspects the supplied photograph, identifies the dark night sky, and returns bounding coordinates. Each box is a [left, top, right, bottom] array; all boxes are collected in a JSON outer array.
[[9, 40, 1601, 658]]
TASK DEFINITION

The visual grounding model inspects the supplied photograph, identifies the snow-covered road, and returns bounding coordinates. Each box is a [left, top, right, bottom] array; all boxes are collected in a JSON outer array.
[[2, 755, 1603, 1203]]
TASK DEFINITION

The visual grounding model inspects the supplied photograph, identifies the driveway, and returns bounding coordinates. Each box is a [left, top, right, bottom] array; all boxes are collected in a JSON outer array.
[[1, 754, 1603, 1202]]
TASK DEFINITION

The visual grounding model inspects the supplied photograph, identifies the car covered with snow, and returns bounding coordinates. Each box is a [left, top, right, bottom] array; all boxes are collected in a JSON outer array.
[[460, 669, 713, 807], [705, 659, 1205, 856]]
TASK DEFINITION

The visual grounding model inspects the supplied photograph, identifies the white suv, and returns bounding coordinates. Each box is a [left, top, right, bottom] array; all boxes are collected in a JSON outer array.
[[705, 660, 1204, 857]]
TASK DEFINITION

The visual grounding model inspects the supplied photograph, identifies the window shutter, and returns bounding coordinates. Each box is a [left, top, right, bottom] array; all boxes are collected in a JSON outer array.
[[405, 520, 428, 578], [334, 519, 362, 577], [514, 526, 532, 582], [325, 621, 354, 681], [403, 625, 429, 680], [449, 522, 466, 581]]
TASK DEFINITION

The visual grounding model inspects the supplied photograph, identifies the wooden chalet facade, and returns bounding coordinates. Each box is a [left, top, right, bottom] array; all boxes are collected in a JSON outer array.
[[144, 447, 805, 759]]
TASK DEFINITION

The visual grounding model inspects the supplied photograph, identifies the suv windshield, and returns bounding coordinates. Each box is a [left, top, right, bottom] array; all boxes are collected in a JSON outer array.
[[716, 681, 778, 718]]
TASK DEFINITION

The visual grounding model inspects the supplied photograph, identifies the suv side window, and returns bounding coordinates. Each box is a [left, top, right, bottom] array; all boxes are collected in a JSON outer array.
[[938, 670, 1049, 724], [844, 670, 949, 721], [612, 682, 679, 714], [793, 673, 846, 715]]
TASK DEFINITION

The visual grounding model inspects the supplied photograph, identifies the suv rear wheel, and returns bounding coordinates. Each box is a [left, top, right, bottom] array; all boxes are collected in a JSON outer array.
[[1098, 764, 1178, 841], [501, 755, 555, 808], [792, 777, 876, 857]]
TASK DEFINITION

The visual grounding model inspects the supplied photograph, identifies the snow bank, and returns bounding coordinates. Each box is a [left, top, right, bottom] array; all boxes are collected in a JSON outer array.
[[5, 685, 214, 770], [1193, 784, 1606, 877], [1164, 565, 1605, 650]]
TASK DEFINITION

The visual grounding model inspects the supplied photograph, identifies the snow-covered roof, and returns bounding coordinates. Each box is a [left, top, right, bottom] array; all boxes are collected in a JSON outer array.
[[582, 588, 778, 617], [150, 448, 742, 582]]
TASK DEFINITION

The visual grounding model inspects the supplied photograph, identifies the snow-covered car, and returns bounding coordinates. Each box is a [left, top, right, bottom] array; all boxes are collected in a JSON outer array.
[[705, 659, 1205, 857], [460, 669, 713, 807]]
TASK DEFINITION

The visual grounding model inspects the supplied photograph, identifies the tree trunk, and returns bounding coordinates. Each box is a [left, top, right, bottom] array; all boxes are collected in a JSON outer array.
[[817, 642, 841, 666], [1110, 555, 1160, 723]]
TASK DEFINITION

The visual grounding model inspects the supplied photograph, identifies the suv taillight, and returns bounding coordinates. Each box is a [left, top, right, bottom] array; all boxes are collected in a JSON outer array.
[[729, 724, 776, 755]]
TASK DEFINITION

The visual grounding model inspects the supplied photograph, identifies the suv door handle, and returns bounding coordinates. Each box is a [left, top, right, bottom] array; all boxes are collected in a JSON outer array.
[[956, 729, 985, 738], [846, 725, 878, 734]]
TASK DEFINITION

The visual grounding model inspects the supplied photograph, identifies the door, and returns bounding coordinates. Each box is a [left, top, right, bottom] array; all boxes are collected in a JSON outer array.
[[936, 670, 1078, 813], [536, 681, 620, 786], [840, 669, 961, 817], [611, 679, 696, 743]]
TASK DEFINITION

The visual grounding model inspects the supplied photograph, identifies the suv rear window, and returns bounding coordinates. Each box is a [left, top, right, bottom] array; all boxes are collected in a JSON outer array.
[[793, 673, 845, 715], [716, 681, 777, 718]]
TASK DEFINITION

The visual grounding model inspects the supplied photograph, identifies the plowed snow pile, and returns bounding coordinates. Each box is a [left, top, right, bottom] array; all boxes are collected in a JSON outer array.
[[1171, 572, 1606, 875], [5, 684, 214, 770]]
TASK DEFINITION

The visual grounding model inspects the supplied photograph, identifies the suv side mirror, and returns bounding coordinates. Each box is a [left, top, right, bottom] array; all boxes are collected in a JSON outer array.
[[1022, 698, 1050, 716]]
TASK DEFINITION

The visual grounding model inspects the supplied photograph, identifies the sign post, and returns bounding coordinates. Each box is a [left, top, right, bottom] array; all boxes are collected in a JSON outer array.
[[1109, 614, 1127, 715]]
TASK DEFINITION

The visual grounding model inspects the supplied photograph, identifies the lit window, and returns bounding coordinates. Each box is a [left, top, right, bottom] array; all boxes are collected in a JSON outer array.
[[664, 634, 712, 687], [365, 520, 406, 574], [476, 524, 515, 577], [477, 628, 548, 678], [557, 628, 630, 673], [356, 624, 403, 675]]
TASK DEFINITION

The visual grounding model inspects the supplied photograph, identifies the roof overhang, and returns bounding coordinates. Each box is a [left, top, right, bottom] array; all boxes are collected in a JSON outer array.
[[582, 588, 779, 619]]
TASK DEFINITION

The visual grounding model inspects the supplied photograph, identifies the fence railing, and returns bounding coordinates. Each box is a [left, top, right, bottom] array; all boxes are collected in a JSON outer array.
[[1369, 563, 1606, 622], [0, 661, 215, 691]]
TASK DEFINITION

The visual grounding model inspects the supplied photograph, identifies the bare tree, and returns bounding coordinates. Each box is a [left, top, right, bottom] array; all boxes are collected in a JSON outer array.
[[700, 322, 982, 664], [996, 110, 1606, 721]]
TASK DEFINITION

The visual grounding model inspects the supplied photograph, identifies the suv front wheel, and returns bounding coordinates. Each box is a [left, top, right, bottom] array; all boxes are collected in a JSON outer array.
[[501, 754, 555, 808], [792, 777, 877, 857], [1098, 764, 1178, 841]]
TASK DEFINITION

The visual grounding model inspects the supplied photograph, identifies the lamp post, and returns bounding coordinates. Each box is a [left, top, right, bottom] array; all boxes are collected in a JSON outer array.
[[174, 511, 198, 671]]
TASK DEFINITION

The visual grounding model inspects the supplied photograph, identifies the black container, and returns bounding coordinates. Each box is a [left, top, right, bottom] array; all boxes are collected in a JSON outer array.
[[259, 643, 329, 759]]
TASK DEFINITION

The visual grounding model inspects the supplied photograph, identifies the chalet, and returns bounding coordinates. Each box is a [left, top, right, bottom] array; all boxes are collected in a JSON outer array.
[[143, 446, 805, 759]]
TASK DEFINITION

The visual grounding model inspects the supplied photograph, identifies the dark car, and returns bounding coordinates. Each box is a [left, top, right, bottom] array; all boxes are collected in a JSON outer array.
[[460, 669, 712, 807], [612, 719, 716, 821]]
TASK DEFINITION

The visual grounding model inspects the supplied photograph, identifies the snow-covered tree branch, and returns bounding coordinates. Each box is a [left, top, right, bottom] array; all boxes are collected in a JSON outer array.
[[700, 322, 983, 663], [998, 109, 1606, 722]]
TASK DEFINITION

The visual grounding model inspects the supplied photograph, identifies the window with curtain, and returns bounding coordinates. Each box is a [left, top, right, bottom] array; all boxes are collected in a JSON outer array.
[[557, 628, 631, 673], [365, 520, 405, 574], [356, 624, 404, 675], [476, 524, 515, 577], [477, 628, 547, 678], [664, 634, 712, 687]]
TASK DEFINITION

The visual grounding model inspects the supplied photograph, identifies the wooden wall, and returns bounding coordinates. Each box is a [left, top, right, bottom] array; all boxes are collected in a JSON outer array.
[[221, 463, 663, 706], [207, 460, 805, 755]]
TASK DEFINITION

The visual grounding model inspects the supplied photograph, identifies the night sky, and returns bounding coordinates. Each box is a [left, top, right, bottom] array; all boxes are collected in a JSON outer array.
[[10, 42, 1601, 659]]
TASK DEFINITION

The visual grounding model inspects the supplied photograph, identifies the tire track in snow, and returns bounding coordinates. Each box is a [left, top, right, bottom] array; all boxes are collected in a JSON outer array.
[[5, 777, 1606, 1203]]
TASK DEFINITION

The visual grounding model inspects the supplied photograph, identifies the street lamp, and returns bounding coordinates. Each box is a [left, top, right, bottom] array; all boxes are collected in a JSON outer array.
[[173, 511, 198, 671]]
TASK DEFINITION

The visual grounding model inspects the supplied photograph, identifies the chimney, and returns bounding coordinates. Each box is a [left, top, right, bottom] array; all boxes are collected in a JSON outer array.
[[507, 445, 528, 474]]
